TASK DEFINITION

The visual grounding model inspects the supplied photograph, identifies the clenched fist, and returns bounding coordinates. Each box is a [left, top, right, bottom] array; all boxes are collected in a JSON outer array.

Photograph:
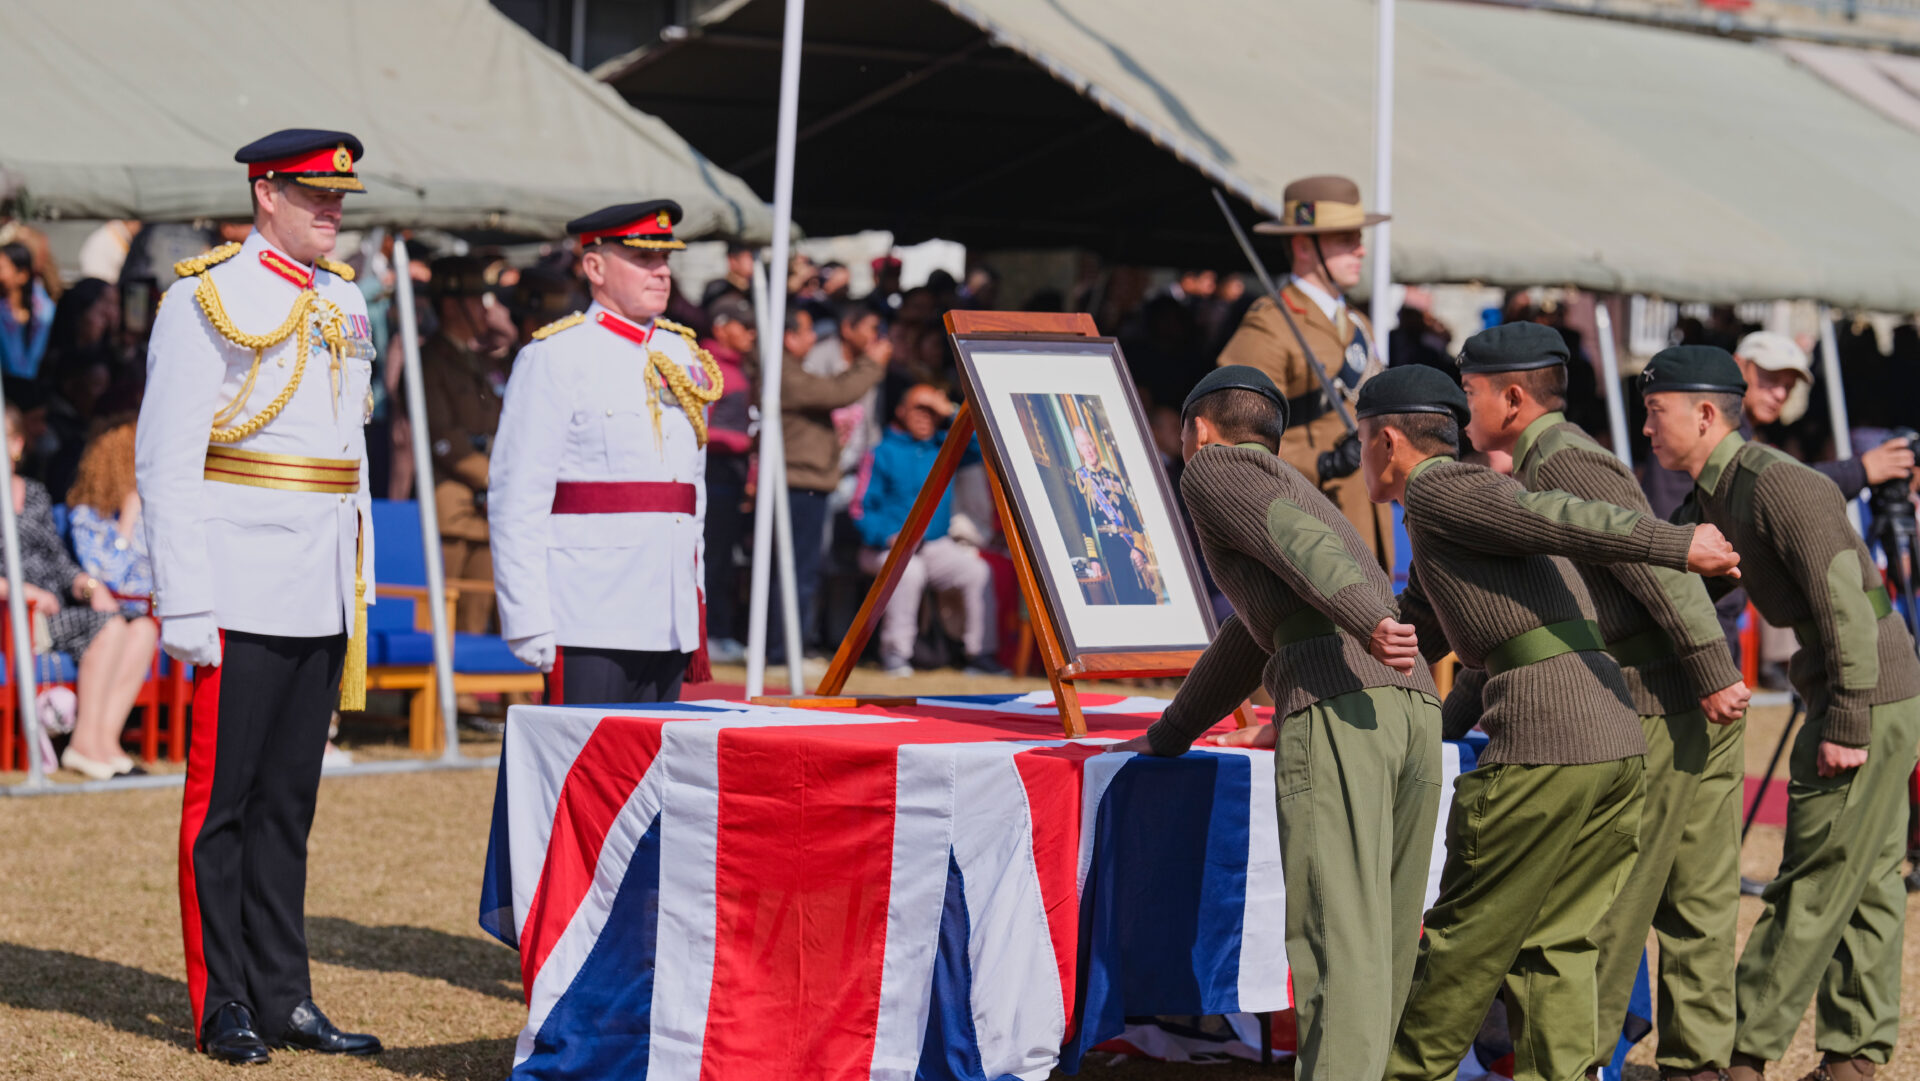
[[1686, 524, 1741, 579], [1370, 616, 1421, 674]]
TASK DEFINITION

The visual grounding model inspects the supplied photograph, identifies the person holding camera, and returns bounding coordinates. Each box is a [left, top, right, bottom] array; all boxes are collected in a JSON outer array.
[[1216, 175, 1393, 569]]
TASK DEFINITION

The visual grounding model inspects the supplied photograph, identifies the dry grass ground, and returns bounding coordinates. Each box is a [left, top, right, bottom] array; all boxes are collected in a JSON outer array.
[[0, 695, 1914, 1080]]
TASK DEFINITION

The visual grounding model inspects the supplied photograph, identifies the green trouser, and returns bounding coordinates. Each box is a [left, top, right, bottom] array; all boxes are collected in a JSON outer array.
[[1385, 756, 1646, 1081], [1275, 685, 1443, 1081], [1733, 694, 1920, 1065], [1590, 710, 1744, 1072]]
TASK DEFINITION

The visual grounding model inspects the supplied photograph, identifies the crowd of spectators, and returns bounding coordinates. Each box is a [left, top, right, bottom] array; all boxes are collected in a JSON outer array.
[[4, 203, 1917, 767]]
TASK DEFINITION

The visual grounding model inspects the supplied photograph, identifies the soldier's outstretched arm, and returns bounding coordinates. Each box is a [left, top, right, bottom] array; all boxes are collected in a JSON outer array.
[[1409, 463, 1708, 572], [1132, 613, 1266, 757], [1536, 451, 1740, 701]]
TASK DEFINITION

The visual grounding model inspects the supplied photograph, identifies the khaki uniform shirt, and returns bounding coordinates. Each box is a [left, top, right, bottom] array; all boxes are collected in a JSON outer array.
[[422, 332, 508, 543], [1216, 282, 1390, 567]]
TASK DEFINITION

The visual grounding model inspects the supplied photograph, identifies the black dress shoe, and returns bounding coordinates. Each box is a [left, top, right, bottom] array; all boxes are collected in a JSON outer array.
[[202, 1001, 271, 1065], [272, 998, 382, 1055]]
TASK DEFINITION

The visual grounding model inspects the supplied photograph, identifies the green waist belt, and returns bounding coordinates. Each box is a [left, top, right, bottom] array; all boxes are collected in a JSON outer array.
[[1484, 619, 1606, 677], [1271, 605, 1338, 649], [1792, 585, 1893, 648], [1606, 625, 1674, 669]]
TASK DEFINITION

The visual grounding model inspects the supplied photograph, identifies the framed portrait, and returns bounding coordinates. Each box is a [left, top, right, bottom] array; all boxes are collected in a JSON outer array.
[[953, 334, 1216, 656]]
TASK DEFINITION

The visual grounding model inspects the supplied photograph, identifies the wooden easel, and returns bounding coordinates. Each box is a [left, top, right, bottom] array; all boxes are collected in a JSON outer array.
[[757, 311, 1253, 739]]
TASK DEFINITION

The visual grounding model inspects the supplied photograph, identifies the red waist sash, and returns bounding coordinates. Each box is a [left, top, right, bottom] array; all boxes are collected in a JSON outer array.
[[550, 480, 697, 515]]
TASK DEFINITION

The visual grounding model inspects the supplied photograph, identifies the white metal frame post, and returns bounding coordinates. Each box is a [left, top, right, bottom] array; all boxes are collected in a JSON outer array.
[[744, 0, 809, 699], [1817, 304, 1863, 535], [1369, 0, 1397, 340], [745, 260, 805, 697], [391, 238, 462, 759], [0, 405, 43, 788], [1593, 301, 1633, 468]]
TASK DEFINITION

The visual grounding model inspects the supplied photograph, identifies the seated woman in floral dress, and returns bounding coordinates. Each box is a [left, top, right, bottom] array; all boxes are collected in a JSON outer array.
[[6, 409, 158, 778]]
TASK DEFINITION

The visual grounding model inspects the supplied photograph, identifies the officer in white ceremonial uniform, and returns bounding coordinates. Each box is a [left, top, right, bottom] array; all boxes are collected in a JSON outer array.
[[490, 200, 722, 704], [136, 129, 381, 1065]]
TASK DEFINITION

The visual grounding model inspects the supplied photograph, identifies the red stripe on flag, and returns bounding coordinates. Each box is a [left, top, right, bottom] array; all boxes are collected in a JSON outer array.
[[517, 716, 667, 999], [1014, 744, 1100, 1037], [179, 633, 225, 1044], [699, 726, 898, 1081]]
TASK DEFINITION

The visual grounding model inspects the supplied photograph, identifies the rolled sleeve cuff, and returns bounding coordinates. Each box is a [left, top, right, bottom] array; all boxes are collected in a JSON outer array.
[[1638, 520, 1695, 572], [1679, 641, 1743, 699], [1821, 694, 1873, 748], [1325, 582, 1396, 644]]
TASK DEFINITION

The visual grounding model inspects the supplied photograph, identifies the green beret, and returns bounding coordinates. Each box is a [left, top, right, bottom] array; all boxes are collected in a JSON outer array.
[[1457, 322, 1568, 374], [1639, 345, 1746, 396], [1181, 365, 1289, 434], [1355, 365, 1468, 424]]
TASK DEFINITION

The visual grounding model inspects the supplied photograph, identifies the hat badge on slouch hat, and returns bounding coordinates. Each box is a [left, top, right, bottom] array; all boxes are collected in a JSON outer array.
[[1254, 175, 1390, 236], [1639, 345, 1747, 396], [1355, 365, 1469, 425], [566, 200, 687, 251], [235, 129, 366, 193]]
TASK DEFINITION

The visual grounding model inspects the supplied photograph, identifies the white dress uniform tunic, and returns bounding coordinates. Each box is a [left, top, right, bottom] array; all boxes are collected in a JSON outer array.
[[488, 196, 721, 705], [489, 304, 717, 698], [133, 128, 383, 1061], [139, 231, 374, 635]]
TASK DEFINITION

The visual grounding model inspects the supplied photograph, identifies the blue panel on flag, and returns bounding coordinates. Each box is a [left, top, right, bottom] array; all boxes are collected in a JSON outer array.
[[516, 817, 663, 1080], [1061, 752, 1251, 1070], [480, 762, 516, 948]]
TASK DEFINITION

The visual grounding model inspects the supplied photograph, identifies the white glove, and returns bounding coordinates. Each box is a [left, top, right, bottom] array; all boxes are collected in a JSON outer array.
[[510, 632, 557, 673], [161, 612, 222, 668]]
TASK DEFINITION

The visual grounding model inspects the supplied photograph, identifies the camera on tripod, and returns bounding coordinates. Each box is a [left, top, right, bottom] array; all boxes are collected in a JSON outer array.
[[1868, 427, 1919, 537]]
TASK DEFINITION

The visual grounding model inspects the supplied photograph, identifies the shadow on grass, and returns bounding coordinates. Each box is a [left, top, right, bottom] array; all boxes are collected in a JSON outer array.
[[375, 1036, 519, 1080], [308, 917, 520, 1002], [0, 941, 193, 1049]]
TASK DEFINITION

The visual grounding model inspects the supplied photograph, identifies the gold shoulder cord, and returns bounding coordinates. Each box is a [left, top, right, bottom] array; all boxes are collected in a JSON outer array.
[[651, 318, 725, 447], [190, 266, 351, 443], [531, 311, 585, 340]]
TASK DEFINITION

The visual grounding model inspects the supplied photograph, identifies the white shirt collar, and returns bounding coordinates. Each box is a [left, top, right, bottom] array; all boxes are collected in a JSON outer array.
[[1286, 274, 1343, 322]]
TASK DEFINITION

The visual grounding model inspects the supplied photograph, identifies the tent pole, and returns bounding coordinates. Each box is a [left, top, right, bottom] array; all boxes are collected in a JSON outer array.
[[392, 238, 462, 759], [770, 463, 805, 694], [0, 405, 43, 788], [746, 264, 774, 699], [746, 0, 808, 698], [1818, 305, 1854, 462], [1368, 0, 1396, 341], [1817, 304, 1863, 536], [1593, 300, 1632, 468]]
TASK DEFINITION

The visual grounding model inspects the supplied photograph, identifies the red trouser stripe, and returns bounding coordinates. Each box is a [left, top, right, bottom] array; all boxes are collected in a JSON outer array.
[[547, 647, 566, 705], [179, 633, 224, 1045]]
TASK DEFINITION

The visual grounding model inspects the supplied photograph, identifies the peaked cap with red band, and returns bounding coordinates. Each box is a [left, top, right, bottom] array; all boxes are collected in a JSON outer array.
[[236, 128, 365, 193], [566, 199, 685, 251]]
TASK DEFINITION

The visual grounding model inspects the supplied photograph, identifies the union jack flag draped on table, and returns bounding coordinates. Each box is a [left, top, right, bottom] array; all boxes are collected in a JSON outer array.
[[479, 692, 1478, 1080]]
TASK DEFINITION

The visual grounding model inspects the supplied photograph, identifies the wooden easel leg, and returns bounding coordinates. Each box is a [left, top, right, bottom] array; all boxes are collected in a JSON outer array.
[[1051, 672, 1088, 738], [979, 439, 1089, 738], [816, 408, 980, 696]]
